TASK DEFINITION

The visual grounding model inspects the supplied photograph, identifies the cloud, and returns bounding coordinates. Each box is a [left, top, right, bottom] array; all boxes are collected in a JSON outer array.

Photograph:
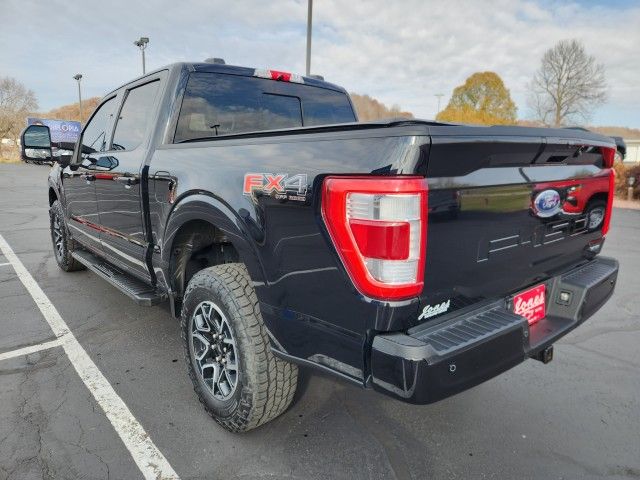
[[311, 0, 640, 125], [1, 0, 638, 126]]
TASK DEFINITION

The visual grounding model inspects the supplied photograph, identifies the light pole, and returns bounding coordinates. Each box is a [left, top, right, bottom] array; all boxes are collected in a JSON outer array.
[[73, 74, 83, 121], [305, 0, 313, 76], [134, 36, 149, 74]]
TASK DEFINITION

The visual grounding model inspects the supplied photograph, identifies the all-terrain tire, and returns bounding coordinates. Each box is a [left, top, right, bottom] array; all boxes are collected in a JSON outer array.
[[181, 263, 298, 432], [49, 200, 85, 272]]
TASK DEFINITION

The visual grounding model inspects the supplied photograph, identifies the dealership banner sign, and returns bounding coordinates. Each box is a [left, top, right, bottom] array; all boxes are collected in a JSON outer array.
[[27, 118, 82, 143]]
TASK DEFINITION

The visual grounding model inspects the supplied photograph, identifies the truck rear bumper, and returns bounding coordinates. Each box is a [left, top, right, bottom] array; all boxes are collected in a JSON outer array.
[[370, 256, 619, 404]]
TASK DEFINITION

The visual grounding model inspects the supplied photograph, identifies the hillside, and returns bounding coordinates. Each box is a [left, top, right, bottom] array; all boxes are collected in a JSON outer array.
[[519, 121, 640, 139], [350, 93, 413, 121], [589, 126, 640, 139], [41, 97, 101, 124], [40, 94, 414, 124], [38, 96, 640, 140]]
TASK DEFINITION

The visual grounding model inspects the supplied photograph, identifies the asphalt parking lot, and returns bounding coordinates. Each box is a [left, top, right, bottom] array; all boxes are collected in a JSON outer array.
[[0, 161, 639, 480]]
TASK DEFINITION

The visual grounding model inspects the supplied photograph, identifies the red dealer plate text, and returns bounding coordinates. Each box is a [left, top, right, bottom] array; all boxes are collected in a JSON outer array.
[[512, 284, 546, 325]]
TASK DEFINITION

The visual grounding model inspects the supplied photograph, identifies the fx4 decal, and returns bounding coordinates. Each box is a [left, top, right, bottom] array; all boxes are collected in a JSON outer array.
[[243, 173, 308, 201]]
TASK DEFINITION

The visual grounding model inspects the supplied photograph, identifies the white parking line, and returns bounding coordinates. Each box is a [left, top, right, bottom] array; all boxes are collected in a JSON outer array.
[[0, 235, 180, 480], [0, 262, 10, 267], [0, 338, 62, 362]]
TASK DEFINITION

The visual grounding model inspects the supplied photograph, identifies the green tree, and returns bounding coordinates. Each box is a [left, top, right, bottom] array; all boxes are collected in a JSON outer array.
[[436, 72, 517, 125]]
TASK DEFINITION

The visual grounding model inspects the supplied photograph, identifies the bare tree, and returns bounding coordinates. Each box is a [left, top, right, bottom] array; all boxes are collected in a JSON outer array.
[[529, 39, 607, 126], [0, 77, 38, 142]]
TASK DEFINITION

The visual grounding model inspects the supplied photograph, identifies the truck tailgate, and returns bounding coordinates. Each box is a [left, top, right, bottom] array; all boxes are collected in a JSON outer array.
[[418, 130, 615, 323]]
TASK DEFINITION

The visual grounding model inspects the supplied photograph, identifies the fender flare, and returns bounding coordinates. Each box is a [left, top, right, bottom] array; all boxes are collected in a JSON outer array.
[[48, 169, 63, 206], [160, 192, 267, 286]]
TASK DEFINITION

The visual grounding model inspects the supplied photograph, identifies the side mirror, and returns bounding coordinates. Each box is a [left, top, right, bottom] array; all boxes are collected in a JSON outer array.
[[21, 124, 53, 162], [94, 156, 119, 170], [21, 125, 78, 167], [20, 125, 53, 162]]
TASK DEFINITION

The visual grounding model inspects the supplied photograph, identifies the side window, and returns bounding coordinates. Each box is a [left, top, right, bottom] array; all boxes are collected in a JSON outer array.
[[111, 80, 160, 151], [80, 97, 117, 156]]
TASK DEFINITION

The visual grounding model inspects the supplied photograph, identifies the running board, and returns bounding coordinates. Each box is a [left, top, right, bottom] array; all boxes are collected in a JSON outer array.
[[71, 250, 166, 306]]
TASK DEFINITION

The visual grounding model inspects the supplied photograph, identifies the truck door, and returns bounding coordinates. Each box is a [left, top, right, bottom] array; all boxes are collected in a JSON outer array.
[[93, 78, 161, 282], [65, 96, 118, 254]]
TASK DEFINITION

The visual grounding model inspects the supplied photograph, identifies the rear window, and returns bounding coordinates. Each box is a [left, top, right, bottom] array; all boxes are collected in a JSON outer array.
[[174, 72, 355, 142]]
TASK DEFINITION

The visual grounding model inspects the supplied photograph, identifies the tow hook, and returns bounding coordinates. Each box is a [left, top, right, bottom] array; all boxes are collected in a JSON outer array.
[[534, 345, 554, 364]]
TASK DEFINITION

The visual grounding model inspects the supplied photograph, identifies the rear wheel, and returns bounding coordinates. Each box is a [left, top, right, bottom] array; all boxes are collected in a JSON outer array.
[[586, 199, 607, 232], [181, 263, 298, 432], [49, 200, 85, 272]]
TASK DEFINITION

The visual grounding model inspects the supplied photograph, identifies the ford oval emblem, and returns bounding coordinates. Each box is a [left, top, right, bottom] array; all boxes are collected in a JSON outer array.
[[533, 189, 562, 218]]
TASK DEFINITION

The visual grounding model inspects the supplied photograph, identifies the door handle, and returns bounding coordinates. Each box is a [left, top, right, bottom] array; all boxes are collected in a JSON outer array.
[[82, 174, 96, 182]]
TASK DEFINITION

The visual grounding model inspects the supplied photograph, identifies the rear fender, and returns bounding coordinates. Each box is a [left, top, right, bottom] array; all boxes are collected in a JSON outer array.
[[160, 192, 267, 293]]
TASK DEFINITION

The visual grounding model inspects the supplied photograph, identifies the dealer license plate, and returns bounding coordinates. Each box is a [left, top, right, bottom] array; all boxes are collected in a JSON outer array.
[[512, 284, 546, 325]]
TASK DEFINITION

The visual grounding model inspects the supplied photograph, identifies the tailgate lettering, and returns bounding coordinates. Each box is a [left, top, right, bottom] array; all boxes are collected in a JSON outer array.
[[478, 216, 587, 262]]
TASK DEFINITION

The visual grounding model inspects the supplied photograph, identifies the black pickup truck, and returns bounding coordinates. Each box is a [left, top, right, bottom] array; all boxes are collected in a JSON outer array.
[[21, 60, 619, 432]]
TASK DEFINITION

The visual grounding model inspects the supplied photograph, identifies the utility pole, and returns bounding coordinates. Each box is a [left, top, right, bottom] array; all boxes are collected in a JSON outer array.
[[434, 93, 444, 114], [305, 0, 313, 76], [134, 37, 149, 74], [73, 74, 83, 121]]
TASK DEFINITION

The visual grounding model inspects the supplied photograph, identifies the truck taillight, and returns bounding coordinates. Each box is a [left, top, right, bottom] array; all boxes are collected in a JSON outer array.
[[321, 176, 428, 300], [600, 146, 616, 168]]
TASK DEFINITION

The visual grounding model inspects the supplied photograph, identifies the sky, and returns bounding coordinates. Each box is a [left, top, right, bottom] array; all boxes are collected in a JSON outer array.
[[1, 0, 639, 127]]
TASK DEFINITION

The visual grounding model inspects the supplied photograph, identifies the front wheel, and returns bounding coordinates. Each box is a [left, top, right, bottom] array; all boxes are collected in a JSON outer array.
[[181, 263, 298, 432], [49, 200, 85, 272]]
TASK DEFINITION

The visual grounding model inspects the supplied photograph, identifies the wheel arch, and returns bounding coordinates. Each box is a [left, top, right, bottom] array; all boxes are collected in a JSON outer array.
[[587, 191, 608, 205], [161, 193, 266, 316]]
